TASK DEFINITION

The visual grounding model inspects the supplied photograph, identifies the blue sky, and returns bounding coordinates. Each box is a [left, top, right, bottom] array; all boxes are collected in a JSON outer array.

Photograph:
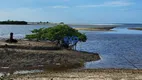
[[0, 0, 142, 24]]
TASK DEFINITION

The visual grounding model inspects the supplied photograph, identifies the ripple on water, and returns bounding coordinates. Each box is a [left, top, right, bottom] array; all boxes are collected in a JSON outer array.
[[77, 31, 142, 69]]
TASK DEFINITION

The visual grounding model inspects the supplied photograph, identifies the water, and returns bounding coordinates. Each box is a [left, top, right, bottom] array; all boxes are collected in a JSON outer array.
[[76, 24, 142, 69], [77, 34, 142, 69], [0, 25, 52, 39], [0, 24, 142, 70]]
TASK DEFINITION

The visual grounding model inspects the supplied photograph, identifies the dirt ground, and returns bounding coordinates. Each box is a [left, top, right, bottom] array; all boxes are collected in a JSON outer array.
[[0, 40, 100, 76], [12, 69, 142, 80]]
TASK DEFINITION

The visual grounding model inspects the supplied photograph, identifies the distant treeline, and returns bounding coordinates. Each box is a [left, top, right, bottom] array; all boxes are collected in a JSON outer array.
[[0, 20, 28, 25]]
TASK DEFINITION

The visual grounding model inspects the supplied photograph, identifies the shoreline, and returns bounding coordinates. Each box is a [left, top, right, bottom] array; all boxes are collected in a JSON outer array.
[[11, 69, 142, 80], [128, 27, 142, 31], [74, 27, 116, 31], [0, 40, 100, 73]]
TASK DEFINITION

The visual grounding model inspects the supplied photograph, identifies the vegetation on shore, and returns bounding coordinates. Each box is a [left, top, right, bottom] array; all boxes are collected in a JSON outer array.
[[75, 27, 115, 31], [26, 24, 87, 48], [0, 23, 100, 78], [0, 20, 28, 25], [128, 27, 142, 31]]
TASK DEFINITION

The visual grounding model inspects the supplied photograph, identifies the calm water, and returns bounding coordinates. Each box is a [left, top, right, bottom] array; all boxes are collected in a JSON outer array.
[[77, 24, 142, 69], [0, 24, 142, 69], [77, 33, 142, 69], [0, 25, 53, 39]]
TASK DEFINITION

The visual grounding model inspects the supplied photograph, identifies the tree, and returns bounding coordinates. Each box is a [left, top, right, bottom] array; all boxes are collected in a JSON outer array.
[[59, 22, 64, 24], [40, 21, 42, 23], [0, 20, 28, 24], [25, 24, 87, 48], [26, 28, 45, 41]]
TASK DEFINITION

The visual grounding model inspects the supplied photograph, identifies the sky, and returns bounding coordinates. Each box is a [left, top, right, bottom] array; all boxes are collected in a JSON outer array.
[[0, 0, 142, 24]]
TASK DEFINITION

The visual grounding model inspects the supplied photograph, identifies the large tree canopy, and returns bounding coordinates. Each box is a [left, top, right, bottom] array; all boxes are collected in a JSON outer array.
[[26, 24, 87, 48]]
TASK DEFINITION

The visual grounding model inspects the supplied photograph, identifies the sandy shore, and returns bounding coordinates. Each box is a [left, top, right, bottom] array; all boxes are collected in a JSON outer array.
[[128, 28, 142, 31], [10, 69, 142, 80], [74, 27, 115, 31]]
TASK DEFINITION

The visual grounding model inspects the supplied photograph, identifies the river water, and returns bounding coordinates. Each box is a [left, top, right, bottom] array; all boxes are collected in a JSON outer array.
[[0, 24, 142, 69]]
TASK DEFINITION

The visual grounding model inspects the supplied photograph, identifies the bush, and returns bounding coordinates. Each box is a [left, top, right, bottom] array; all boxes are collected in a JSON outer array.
[[25, 24, 87, 48]]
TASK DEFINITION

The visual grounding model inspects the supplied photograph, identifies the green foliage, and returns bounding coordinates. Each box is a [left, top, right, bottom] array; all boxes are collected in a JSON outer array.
[[26, 28, 45, 41], [59, 22, 64, 24], [25, 34, 37, 40], [25, 24, 87, 42]]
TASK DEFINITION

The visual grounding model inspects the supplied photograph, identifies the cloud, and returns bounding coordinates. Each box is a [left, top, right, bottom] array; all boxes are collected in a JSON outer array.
[[105, 1, 133, 6], [50, 6, 69, 8], [77, 1, 133, 8]]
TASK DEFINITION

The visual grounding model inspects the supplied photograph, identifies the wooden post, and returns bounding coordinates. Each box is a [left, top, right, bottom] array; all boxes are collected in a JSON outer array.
[[10, 32, 13, 42]]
